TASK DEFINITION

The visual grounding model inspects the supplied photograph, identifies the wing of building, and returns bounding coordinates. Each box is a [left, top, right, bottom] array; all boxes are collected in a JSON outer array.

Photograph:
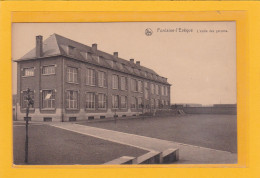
[[14, 34, 171, 122]]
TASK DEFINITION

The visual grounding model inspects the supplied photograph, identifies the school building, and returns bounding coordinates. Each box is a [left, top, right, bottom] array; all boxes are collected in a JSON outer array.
[[14, 34, 171, 121]]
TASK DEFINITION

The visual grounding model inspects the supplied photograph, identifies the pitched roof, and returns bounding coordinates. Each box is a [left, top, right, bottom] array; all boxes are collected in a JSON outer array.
[[16, 33, 170, 85]]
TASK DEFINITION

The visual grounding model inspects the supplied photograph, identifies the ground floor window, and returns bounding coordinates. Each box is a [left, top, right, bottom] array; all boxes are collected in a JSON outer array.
[[151, 99, 154, 108], [98, 93, 106, 109], [112, 95, 119, 109], [42, 90, 55, 109], [155, 99, 159, 108], [131, 96, 137, 109], [120, 96, 127, 109], [138, 97, 143, 109], [86, 92, 95, 109], [66, 90, 78, 109]]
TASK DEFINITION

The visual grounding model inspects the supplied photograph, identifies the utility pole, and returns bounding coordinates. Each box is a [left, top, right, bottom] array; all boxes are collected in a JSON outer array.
[[24, 88, 34, 164]]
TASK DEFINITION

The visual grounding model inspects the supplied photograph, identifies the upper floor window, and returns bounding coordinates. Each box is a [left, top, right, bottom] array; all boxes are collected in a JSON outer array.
[[131, 79, 137, 92], [150, 83, 154, 94], [120, 76, 127, 91], [112, 95, 119, 109], [98, 93, 106, 109], [120, 96, 127, 109], [155, 85, 159, 95], [144, 82, 149, 99], [166, 87, 169, 96], [86, 68, 95, 86], [21, 90, 34, 108], [163, 86, 167, 96], [112, 75, 119, 89], [86, 92, 95, 109], [138, 81, 143, 93], [23, 67, 34, 77], [67, 67, 78, 83], [42, 90, 55, 109], [66, 90, 78, 109], [42, 65, 55, 75], [98, 71, 106, 87]]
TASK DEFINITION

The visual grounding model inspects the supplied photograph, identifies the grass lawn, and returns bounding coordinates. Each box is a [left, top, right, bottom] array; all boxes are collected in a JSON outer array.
[[79, 114, 237, 153], [13, 124, 147, 165]]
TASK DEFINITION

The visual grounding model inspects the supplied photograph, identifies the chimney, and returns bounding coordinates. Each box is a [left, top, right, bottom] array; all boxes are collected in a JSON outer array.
[[36, 35, 43, 57], [130, 59, 134, 63], [113, 52, 118, 58], [92, 43, 97, 52], [136, 61, 140, 66]]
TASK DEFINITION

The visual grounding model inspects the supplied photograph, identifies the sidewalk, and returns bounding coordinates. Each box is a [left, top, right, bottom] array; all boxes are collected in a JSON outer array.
[[50, 122, 237, 164]]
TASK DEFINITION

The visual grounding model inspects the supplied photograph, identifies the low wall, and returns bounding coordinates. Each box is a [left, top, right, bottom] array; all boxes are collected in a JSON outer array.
[[183, 106, 237, 115]]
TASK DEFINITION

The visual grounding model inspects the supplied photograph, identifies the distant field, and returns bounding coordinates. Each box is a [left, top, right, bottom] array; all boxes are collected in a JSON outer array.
[[79, 114, 237, 153], [13, 124, 147, 165]]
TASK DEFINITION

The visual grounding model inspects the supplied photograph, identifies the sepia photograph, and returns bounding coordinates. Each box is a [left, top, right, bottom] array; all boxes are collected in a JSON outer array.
[[12, 22, 237, 165]]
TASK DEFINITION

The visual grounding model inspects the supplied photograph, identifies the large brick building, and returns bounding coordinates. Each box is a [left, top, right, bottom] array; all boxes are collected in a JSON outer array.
[[14, 34, 171, 121]]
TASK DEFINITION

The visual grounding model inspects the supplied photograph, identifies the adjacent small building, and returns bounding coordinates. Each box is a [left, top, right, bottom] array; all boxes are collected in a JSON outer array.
[[14, 34, 171, 121]]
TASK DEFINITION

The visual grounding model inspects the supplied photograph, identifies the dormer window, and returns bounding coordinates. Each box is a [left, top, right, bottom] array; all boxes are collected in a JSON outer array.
[[93, 55, 101, 63], [118, 63, 123, 70], [68, 46, 75, 55], [112, 61, 116, 68]]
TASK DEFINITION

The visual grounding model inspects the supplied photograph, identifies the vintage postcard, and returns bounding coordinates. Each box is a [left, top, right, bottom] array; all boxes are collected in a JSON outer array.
[[12, 22, 237, 165]]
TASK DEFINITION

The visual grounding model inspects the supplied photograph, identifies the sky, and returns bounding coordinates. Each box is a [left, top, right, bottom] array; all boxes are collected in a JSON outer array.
[[12, 22, 237, 105]]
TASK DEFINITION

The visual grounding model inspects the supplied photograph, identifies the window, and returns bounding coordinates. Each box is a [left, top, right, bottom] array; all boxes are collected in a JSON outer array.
[[120, 76, 127, 90], [131, 79, 137, 92], [118, 63, 124, 70], [86, 92, 95, 109], [138, 97, 143, 109], [67, 67, 78, 83], [42, 90, 55, 109], [21, 90, 34, 108], [131, 97, 137, 109], [86, 68, 95, 86], [98, 93, 106, 109], [155, 85, 159, 95], [138, 81, 143, 93], [68, 46, 75, 55], [98, 71, 106, 87], [150, 83, 154, 94], [66, 90, 78, 109], [151, 99, 154, 108], [112, 95, 119, 109], [23, 67, 34, 77], [163, 86, 166, 96], [166, 87, 168, 96], [97, 56, 100, 63], [155, 99, 159, 108], [112, 75, 119, 89], [42, 65, 55, 75], [121, 96, 127, 109], [144, 82, 148, 99]]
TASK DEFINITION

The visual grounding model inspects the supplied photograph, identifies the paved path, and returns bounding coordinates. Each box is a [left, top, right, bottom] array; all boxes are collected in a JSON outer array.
[[50, 122, 237, 164]]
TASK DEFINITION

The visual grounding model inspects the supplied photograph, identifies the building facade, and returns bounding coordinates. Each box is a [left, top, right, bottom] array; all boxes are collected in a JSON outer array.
[[15, 34, 171, 122]]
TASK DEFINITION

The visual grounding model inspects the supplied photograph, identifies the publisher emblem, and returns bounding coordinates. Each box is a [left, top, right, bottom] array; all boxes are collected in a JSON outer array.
[[145, 28, 153, 36]]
